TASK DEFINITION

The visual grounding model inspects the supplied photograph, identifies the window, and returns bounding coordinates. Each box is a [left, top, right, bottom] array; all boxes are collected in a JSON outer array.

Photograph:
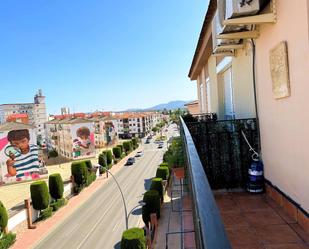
[[199, 77, 206, 113], [218, 66, 235, 119], [206, 77, 211, 112]]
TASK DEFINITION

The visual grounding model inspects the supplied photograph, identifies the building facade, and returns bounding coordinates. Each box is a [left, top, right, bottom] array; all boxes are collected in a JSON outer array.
[[184, 100, 200, 115], [0, 90, 47, 145], [189, 0, 309, 223], [116, 112, 162, 139]]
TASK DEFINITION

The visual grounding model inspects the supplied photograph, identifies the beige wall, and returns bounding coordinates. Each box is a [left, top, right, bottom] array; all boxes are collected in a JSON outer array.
[[256, 0, 309, 212], [207, 49, 255, 119], [232, 45, 256, 119]]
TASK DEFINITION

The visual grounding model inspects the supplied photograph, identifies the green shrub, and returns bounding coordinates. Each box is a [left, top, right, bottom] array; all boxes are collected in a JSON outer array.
[[121, 227, 146, 249], [117, 144, 124, 154], [129, 141, 134, 150], [30, 181, 50, 210], [142, 190, 161, 226], [71, 161, 88, 186], [50, 198, 66, 212], [163, 137, 185, 168], [84, 160, 93, 172], [39, 207, 53, 220], [150, 178, 163, 201], [106, 150, 113, 165], [0, 201, 8, 233], [49, 173, 64, 200], [121, 152, 126, 158], [132, 138, 138, 148], [73, 185, 83, 194], [155, 166, 169, 180], [123, 141, 132, 154], [113, 147, 121, 159], [86, 172, 97, 186], [99, 166, 106, 174], [98, 153, 107, 168], [0, 233, 16, 249], [159, 162, 168, 167], [152, 127, 159, 133]]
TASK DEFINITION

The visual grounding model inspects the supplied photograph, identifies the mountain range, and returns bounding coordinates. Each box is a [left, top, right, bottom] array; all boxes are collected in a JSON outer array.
[[126, 100, 191, 112]]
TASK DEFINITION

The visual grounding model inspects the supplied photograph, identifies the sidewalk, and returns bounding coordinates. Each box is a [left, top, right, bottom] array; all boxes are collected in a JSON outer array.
[[156, 170, 196, 249], [11, 148, 138, 249]]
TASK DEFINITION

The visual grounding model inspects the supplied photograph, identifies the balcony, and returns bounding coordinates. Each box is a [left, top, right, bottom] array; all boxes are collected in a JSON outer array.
[[159, 117, 308, 249]]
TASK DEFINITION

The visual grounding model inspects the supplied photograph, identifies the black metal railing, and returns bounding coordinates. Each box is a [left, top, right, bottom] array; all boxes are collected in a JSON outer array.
[[192, 112, 217, 122], [185, 118, 258, 189], [180, 117, 232, 249]]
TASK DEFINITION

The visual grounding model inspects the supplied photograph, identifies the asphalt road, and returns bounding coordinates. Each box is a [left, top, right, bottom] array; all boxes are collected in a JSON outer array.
[[33, 124, 178, 249]]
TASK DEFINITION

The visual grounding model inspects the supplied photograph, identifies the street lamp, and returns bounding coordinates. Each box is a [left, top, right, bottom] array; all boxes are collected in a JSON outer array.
[[101, 166, 145, 230]]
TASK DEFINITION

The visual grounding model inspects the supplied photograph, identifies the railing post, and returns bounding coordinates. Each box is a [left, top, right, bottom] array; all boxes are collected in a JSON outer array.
[[25, 199, 36, 229]]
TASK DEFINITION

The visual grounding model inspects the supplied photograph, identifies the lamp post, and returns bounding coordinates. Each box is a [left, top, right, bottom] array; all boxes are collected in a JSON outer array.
[[102, 167, 145, 230]]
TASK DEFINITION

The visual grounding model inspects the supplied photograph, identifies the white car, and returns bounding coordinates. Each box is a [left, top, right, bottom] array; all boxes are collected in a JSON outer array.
[[135, 151, 144, 157]]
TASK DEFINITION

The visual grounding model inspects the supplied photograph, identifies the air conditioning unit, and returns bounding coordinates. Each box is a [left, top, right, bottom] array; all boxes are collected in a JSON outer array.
[[225, 0, 270, 19], [212, 10, 246, 52], [212, 0, 270, 53]]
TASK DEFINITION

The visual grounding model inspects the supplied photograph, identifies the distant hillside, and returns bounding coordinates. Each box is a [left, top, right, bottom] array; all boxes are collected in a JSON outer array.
[[146, 100, 189, 111], [125, 100, 191, 112]]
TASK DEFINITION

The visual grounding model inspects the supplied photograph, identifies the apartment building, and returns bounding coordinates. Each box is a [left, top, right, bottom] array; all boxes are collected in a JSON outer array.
[[189, 0, 309, 226], [0, 90, 47, 145], [88, 116, 118, 148], [116, 112, 162, 139], [45, 118, 95, 160]]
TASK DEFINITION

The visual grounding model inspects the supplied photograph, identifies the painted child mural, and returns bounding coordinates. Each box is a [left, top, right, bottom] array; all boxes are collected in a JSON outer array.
[[6, 129, 40, 181], [72, 126, 94, 158]]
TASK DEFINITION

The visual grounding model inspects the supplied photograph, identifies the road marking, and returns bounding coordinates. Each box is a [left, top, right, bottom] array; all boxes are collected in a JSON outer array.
[[75, 194, 119, 249], [112, 220, 121, 231]]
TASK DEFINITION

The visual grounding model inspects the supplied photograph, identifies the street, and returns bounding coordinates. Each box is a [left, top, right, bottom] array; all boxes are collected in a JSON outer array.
[[33, 125, 177, 249]]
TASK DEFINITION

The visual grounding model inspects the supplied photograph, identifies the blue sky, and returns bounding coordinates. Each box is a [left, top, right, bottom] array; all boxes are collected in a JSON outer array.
[[0, 1, 208, 114]]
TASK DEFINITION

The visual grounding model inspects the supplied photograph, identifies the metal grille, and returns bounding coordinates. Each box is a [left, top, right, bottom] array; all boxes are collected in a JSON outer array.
[[185, 118, 259, 189]]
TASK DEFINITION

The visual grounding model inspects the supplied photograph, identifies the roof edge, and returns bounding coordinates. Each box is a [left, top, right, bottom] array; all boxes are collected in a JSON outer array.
[[188, 0, 217, 80]]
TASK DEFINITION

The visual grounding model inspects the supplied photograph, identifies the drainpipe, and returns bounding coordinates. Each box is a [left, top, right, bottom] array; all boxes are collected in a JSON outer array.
[[250, 39, 262, 152]]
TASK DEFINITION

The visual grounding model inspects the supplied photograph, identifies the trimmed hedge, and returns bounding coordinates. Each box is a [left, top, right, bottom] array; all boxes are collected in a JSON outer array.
[[50, 198, 66, 212], [84, 160, 93, 172], [98, 153, 107, 168], [86, 172, 96, 186], [129, 141, 134, 150], [30, 181, 50, 210], [150, 178, 163, 201], [132, 138, 138, 149], [117, 144, 123, 154], [121, 227, 146, 249], [142, 190, 160, 226], [39, 207, 53, 220], [113, 147, 121, 159], [106, 150, 113, 165], [0, 201, 8, 233], [0, 233, 16, 249], [71, 161, 88, 186], [99, 166, 106, 174], [123, 141, 132, 154], [49, 173, 64, 200], [159, 162, 169, 167], [155, 166, 169, 181]]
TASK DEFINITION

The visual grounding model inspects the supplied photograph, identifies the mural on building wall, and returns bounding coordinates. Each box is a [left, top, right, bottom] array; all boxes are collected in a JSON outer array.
[[0, 129, 48, 185], [270, 41, 291, 99], [71, 123, 95, 159]]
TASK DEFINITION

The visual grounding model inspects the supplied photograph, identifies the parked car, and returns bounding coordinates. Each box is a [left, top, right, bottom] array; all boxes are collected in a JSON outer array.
[[125, 157, 135, 166], [158, 144, 163, 149], [135, 151, 143, 157], [145, 139, 151, 144]]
